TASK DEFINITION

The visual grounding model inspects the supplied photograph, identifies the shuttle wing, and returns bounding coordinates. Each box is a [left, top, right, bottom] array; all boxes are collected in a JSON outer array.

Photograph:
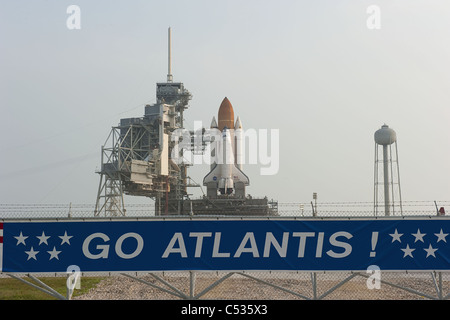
[[232, 166, 250, 185], [203, 164, 221, 185]]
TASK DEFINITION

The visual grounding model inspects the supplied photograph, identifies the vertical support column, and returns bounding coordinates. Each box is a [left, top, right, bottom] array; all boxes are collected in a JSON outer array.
[[395, 142, 403, 215], [189, 271, 196, 299], [382, 145, 390, 216], [311, 272, 317, 300], [373, 144, 379, 216]]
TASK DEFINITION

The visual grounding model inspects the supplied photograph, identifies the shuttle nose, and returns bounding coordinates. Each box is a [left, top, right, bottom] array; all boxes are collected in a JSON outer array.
[[218, 97, 234, 131]]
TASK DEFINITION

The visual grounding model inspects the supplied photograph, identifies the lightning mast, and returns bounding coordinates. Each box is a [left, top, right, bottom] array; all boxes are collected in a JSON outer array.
[[167, 27, 173, 83]]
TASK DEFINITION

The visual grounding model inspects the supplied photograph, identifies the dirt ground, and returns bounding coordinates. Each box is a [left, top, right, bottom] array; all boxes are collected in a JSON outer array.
[[73, 272, 450, 300]]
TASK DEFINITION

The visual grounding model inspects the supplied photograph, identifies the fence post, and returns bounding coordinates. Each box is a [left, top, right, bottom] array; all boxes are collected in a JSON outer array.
[[311, 272, 317, 299], [189, 271, 196, 299]]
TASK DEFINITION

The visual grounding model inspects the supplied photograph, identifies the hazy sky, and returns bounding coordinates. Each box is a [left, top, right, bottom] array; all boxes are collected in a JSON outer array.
[[1, 0, 449, 207]]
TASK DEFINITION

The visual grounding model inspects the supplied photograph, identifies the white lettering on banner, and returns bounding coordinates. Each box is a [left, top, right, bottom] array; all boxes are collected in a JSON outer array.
[[189, 232, 212, 257], [115, 233, 144, 259], [326, 231, 353, 258], [264, 232, 289, 258], [212, 232, 230, 257], [82, 232, 144, 259], [161, 231, 353, 259], [162, 232, 187, 258], [83, 233, 109, 259], [234, 232, 259, 258], [292, 232, 315, 257]]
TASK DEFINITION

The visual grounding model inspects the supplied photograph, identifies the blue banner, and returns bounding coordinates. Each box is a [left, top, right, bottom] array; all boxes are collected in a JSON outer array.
[[1, 218, 450, 273]]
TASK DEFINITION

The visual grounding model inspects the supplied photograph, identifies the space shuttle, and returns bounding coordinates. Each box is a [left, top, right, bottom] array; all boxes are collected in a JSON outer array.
[[203, 97, 249, 197]]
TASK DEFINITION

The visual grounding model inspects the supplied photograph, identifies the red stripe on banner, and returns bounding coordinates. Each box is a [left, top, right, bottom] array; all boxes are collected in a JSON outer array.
[[0, 237, 2, 244], [0, 222, 3, 229]]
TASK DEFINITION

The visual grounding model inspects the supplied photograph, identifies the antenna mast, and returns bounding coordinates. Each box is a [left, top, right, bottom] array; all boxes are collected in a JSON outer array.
[[167, 27, 173, 82]]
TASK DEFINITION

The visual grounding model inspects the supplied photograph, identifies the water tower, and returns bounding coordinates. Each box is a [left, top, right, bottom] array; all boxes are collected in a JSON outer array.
[[373, 124, 403, 216]]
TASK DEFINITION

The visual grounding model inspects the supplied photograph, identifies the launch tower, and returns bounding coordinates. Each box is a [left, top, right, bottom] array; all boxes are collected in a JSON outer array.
[[94, 28, 194, 216]]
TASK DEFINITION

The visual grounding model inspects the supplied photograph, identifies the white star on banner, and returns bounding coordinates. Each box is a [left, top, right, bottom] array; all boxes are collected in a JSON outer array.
[[47, 246, 62, 260], [36, 231, 50, 245], [424, 244, 438, 258], [16, 230, 74, 262], [59, 231, 73, 245], [14, 232, 28, 246], [434, 229, 448, 243], [412, 229, 426, 243], [389, 229, 403, 243], [401, 244, 415, 258], [25, 247, 39, 261], [391, 228, 448, 259]]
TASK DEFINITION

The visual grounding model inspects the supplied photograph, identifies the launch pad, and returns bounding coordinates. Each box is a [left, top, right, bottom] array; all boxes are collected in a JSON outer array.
[[94, 28, 277, 217], [182, 196, 278, 216]]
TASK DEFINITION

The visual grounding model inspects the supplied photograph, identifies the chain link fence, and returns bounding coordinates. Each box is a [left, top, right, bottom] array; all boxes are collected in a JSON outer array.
[[1, 200, 448, 218], [1, 201, 450, 300]]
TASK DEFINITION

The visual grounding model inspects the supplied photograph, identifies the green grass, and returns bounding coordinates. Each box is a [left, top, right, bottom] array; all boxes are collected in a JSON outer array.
[[0, 276, 104, 300]]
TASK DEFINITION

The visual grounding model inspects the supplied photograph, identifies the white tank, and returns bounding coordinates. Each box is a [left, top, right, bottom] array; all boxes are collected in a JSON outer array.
[[374, 124, 397, 145]]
